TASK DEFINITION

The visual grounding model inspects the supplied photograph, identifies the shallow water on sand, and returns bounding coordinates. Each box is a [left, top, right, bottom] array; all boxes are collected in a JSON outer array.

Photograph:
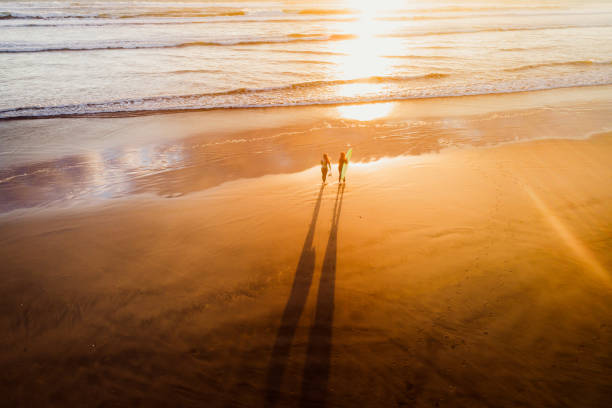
[[1, 86, 612, 213]]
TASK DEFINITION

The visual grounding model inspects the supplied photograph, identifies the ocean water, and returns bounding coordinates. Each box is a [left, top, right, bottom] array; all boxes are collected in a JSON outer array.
[[1, 0, 612, 119]]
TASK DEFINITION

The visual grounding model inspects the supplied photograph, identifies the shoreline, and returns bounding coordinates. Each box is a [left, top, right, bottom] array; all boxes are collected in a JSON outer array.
[[1, 84, 612, 214], [2, 83, 612, 121]]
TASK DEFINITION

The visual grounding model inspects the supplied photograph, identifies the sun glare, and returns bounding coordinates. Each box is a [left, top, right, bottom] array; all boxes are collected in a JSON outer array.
[[329, 0, 399, 103], [336, 102, 396, 121], [349, 0, 406, 14], [330, 1, 404, 116]]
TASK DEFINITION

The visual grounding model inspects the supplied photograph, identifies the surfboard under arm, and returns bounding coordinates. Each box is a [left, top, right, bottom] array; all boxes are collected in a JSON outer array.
[[341, 148, 352, 181]]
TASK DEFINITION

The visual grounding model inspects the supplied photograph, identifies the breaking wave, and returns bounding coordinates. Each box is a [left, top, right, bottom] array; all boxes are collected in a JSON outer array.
[[0, 34, 357, 53], [3, 73, 612, 120], [504, 60, 612, 72], [0, 73, 451, 119]]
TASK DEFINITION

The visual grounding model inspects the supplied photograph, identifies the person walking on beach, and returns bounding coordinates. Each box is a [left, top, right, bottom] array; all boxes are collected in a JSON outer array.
[[338, 151, 348, 183], [321, 153, 332, 183]]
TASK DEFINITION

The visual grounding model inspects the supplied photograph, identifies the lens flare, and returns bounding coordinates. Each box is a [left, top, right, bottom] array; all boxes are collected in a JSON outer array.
[[524, 184, 610, 284]]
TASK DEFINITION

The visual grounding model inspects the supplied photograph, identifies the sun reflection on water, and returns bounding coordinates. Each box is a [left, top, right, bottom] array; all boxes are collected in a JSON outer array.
[[331, 1, 404, 118], [331, 3, 393, 83]]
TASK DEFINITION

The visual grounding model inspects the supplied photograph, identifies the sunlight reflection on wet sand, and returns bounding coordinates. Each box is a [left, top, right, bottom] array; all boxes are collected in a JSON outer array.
[[336, 102, 396, 121]]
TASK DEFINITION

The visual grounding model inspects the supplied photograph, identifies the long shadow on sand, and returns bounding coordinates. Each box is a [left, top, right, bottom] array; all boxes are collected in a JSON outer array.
[[299, 183, 344, 408], [265, 184, 325, 405]]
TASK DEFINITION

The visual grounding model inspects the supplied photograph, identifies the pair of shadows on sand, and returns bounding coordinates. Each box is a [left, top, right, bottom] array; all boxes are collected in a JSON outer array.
[[266, 183, 345, 407]]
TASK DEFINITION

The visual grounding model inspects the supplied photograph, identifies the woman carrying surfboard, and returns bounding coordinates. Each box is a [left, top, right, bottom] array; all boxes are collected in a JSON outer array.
[[338, 149, 352, 183]]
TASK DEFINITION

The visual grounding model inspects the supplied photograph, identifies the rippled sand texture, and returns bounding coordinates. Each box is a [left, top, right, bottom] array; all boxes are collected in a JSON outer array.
[[1, 98, 611, 405]]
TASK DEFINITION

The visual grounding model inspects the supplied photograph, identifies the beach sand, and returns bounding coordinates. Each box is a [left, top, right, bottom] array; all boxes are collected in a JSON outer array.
[[1, 87, 612, 407]]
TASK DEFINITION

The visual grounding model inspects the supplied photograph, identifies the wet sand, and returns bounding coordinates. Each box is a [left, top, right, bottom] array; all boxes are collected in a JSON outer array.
[[2, 85, 612, 212], [1, 88, 612, 407]]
